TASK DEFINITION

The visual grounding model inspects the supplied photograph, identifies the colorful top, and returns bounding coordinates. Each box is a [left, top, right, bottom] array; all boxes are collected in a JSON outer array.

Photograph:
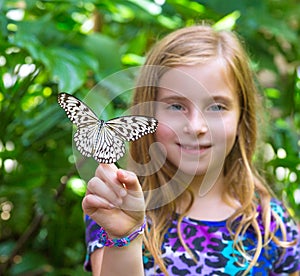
[[84, 199, 300, 275]]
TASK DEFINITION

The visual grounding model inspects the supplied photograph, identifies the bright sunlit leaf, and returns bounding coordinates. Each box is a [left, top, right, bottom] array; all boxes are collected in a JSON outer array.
[[277, 148, 287, 159], [157, 14, 182, 29], [5, 141, 15, 151], [67, 177, 86, 196], [294, 189, 300, 204], [275, 166, 288, 181], [0, 56, 6, 66], [129, 0, 162, 15], [42, 87, 52, 97], [154, 0, 165, 5], [263, 143, 275, 162], [265, 88, 281, 99], [122, 53, 145, 66], [6, 9, 24, 21], [213, 11, 241, 31], [4, 159, 18, 173], [289, 172, 297, 182]]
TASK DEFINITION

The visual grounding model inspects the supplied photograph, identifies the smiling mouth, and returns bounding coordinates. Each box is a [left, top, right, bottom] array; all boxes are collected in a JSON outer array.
[[178, 143, 211, 153]]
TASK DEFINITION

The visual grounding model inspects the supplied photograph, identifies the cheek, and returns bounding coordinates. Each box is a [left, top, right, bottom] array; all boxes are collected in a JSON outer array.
[[155, 123, 175, 143], [215, 120, 238, 152], [155, 110, 185, 143], [207, 117, 239, 150]]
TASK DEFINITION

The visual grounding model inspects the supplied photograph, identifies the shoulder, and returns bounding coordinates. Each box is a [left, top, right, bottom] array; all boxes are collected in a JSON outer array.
[[269, 198, 292, 220], [267, 198, 300, 273], [269, 198, 299, 236], [257, 198, 299, 241]]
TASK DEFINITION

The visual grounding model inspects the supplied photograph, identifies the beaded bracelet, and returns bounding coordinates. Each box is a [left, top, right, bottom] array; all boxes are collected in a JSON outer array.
[[98, 218, 146, 248]]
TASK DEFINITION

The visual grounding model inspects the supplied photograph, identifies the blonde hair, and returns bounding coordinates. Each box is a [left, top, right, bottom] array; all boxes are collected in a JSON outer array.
[[129, 25, 291, 275]]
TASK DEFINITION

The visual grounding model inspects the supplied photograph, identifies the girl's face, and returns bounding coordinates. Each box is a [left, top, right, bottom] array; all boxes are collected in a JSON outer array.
[[155, 59, 240, 177]]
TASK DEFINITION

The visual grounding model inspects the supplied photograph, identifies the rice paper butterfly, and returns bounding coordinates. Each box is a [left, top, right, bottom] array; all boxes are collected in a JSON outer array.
[[58, 92, 158, 164]]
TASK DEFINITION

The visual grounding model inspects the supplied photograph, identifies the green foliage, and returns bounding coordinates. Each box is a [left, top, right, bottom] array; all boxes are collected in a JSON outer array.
[[0, 0, 299, 274]]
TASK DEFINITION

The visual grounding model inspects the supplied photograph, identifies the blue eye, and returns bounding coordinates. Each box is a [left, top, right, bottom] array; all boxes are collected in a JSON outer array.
[[168, 104, 184, 111], [208, 104, 225, 111]]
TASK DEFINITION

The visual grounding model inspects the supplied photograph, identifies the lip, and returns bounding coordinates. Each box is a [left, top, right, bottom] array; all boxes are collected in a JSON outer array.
[[177, 143, 212, 154]]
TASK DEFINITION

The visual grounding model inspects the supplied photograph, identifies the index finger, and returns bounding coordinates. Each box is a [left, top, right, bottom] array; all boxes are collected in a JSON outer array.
[[95, 163, 127, 197], [95, 163, 118, 178]]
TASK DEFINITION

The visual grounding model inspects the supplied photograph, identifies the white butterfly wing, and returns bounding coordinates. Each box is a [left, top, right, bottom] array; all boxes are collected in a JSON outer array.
[[74, 123, 99, 157], [93, 125, 126, 164], [58, 92, 101, 158], [105, 116, 158, 141], [58, 93, 99, 128]]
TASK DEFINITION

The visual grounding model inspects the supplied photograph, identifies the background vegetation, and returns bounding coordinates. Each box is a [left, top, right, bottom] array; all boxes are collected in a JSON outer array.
[[0, 0, 299, 275]]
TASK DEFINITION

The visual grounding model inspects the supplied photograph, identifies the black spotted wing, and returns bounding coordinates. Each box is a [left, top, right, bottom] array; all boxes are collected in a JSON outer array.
[[58, 92, 158, 163]]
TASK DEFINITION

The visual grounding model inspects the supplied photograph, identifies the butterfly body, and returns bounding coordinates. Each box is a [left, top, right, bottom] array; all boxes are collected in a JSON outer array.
[[58, 93, 158, 164]]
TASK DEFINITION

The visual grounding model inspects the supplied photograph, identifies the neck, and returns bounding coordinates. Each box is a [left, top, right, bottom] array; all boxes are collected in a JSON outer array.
[[177, 172, 238, 221]]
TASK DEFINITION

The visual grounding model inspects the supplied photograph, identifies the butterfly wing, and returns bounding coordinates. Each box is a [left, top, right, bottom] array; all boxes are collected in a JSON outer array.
[[105, 115, 158, 141], [93, 124, 126, 164], [58, 93, 158, 164], [58, 93, 99, 128], [58, 92, 102, 158], [73, 123, 99, 158]]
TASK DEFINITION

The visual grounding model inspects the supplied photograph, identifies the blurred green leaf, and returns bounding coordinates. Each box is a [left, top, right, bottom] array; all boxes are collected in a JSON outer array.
[[83, 33, 122, 76], [10, 251, 49, 275], [265, 88, 281, 99]]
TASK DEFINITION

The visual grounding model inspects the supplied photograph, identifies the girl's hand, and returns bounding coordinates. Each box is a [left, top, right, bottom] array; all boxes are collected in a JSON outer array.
[[82, 164, 145, 238]]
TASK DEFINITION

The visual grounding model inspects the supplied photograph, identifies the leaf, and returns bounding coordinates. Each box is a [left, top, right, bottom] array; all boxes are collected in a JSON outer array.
[[43, 47, 97, 92], [21, 104, 64, 145], [213, 10, 241, 31], [83, 33, 122, 75], [13, 17, 97, 92], [10, 251, 48, 275]]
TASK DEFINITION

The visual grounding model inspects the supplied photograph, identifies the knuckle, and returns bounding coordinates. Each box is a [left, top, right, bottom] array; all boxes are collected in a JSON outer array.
[[88, 177, 100, 189]]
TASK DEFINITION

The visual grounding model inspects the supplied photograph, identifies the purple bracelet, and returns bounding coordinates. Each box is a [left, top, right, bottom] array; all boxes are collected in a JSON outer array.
[[98, 218, 146, 248]]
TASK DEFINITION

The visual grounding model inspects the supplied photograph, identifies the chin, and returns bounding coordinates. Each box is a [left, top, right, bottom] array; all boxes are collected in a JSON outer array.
[[173, 163, 208, 177]]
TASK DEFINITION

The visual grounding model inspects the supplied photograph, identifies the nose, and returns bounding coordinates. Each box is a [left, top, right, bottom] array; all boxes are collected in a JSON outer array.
[[183, 110, 208, 135]]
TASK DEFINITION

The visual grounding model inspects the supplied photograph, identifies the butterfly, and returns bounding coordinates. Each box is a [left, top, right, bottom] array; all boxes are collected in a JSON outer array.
[[58, 92, 158, 164]]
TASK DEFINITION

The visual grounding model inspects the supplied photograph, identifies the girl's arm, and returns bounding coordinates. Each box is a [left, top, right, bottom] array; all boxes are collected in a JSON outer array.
[[83, 164, 145, 276], [94, 238, 143, 276], [90, 249, 103, 275], [90, 239, 143, 276]]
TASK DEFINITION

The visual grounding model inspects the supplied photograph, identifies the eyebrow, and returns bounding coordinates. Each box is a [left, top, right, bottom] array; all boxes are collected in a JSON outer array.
[[157, 94, 235, 104], [157, 95, 187, 102], [210, 95, 235, 103]]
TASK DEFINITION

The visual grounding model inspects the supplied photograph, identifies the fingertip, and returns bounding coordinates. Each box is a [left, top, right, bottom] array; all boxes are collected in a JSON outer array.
[[117, 169, 137, 194], [117, 168, 126, 180], [95, 163, 118, 177], [117, 169, 135, 180]]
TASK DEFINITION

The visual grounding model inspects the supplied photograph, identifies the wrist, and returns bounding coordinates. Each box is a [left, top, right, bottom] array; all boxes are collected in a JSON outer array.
[[98, 217, 146, 248]]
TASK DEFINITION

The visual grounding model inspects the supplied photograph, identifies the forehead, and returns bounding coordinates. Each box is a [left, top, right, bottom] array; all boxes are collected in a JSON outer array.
[[157, 60, 237, 102]]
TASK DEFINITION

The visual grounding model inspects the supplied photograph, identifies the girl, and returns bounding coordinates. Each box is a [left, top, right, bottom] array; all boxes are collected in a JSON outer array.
[[82, 25, 300, 275]]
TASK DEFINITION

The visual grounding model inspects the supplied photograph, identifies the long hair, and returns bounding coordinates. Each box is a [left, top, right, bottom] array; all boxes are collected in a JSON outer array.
[[128, 25, 289, 275]]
